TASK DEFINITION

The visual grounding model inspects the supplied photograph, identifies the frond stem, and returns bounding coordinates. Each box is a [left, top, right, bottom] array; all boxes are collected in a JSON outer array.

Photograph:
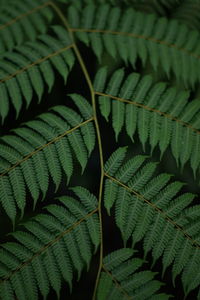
[[71, 28, 200, 60], [72, 39, 105, 300], [48, 3, 105, 299]]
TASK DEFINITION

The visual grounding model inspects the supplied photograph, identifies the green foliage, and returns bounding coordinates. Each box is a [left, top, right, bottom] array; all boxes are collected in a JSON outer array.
[[0, 188, 100, 300], [0, 95, 95, 222], [97, 248, 171, 300], [0, 0, 200, 299], [0, 0, 53, 54], [0, 26, 75, 122], [104, 147, 199, 294], [94, 68, 200, 178], [67, 3, 200, 87], [172, 0, 200, 31]]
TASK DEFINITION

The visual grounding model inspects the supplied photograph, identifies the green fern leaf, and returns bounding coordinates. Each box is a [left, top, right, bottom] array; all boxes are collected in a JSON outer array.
[[0, 99, 95, 221], [1, 1, 200, 298], [0, 26, 75, 122], [51, 105, 91, 172], [68, 4, 200, 87], [0, 176, 16, 225], [0, 0, 53, 55], [104, 146, 127, 175], [69, 94, 96, 155], [172, 1, 200, 31], [103, 179, 118, 215], [182, 248, 200, 296], [93, 67, 110, 120], [104, 148, 199, 294], [0, 188, 99, 299], [97, 248, 170, 300], [94, 68, 200, 177]]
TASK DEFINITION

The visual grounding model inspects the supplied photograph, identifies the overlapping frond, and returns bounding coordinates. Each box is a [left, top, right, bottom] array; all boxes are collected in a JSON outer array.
[[0, 95, 95, 223], [0, 25, 75, 123], [94, 68, 200, 178], [172, 0, 200, 31], [67, 3, 200, 87], [104, 147, 200, 296], [61, 0, 182, 10], [97, 248, 170, 300], [127, 0, 166, 15], [60, 0, 167, 15], [158, 0, 182, 9], [0, 187, 100, 300], [0, 0, 53, 55]]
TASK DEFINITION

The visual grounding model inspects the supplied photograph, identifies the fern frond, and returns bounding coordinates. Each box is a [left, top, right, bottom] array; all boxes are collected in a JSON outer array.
[[0, 187, 99, 300], [104, 147, 199, 294], [97, 248, 170, 300], [94, 68, 200, 177], [0, 25, 75, 123], [0, 0, 199, 298], [68, 3, 200, 87], [0, 0, 53, 55], [0, 97, 95, 222]]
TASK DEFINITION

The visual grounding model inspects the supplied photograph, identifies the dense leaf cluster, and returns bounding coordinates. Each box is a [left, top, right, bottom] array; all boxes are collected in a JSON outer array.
[[0, 0, 200, 299]]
